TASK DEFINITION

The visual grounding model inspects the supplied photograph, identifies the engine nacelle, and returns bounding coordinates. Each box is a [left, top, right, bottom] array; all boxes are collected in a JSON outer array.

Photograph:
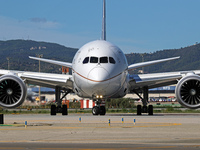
[[0, 74, 27, 108], [175, 74, 200, 109]]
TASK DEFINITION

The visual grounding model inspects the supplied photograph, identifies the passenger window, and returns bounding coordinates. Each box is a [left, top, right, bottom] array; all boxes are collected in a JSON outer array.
[[83, 57, 89, 64], [100, 57, 108, 63], [109, 57, 116, 64], [90, 57, 98, 63]]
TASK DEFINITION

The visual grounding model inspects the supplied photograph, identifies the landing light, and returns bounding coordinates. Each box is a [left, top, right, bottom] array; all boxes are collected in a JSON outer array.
[[96, 95, 103, 99]]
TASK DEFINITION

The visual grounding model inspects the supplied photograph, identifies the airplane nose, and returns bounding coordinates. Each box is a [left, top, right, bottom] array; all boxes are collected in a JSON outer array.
[[87, 67, 110, 95], [87, 67, 110, 82], [84, 67, 111, 97]]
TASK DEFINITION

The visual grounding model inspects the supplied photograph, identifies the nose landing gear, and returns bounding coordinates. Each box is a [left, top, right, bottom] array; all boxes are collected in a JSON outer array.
[[92, 99, 106, 115]]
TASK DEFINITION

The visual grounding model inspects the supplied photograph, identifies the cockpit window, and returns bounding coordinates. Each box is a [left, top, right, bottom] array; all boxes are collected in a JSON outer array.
[[83, 56, 115, 64], [83, 57, 89, 64], [100, 57, 108, 63], [90, 57, 98, 63], [109, 57, 116, 64]]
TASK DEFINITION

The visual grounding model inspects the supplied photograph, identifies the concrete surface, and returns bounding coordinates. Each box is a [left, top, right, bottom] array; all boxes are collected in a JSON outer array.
[[0, 113, 200, 150]]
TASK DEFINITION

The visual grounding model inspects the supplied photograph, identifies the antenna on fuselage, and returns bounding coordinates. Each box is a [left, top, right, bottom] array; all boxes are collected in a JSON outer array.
[[102, 0, 106, 41]]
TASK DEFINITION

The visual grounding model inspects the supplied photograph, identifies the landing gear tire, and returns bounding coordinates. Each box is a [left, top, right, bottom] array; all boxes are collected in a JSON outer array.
[[62, 105, 68, 115], [142, 105, 148, 113], [137, 105, 153, 115], [100, 106, 106, 115], [137, 105, 142, 115], [51, 105, 56, 115], [92, 106, 99, 115], [51, 105, 68, 116], [148, 105, 153, 115]]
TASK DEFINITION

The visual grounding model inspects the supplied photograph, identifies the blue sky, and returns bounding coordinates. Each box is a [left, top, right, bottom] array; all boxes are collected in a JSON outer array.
[[1, 0, 200, 54]]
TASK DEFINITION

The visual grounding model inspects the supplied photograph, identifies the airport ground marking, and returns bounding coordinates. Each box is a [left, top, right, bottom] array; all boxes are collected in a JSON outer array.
[[0, 122, 182, 130], [0, 147, 25, 149], [3, 136, 200, 143], [1, 146, 200, 150], [12, 146, 181, 150], [131, 146, 177, 149], [37, 148, 125, 150], [184, 145, 200, 148]]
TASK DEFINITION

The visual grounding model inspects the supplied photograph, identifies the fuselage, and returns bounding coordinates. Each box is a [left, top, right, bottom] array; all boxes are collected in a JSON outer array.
[[72, 40, 128, 99]]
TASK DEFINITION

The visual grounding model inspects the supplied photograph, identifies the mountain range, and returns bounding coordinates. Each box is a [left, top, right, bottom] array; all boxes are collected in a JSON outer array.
[[0, 39, 200, 74]]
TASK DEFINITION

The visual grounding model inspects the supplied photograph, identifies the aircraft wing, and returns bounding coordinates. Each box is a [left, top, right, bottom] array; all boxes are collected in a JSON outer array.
[[0, 69, 73, 89], [128, 70, 200, 92], [29, 56, 72, 68], [128, 56, 180, 71]]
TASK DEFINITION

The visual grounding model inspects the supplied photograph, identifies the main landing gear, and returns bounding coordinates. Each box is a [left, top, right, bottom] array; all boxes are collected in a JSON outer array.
[[92, 99, 106, 115], [50, 86, 71, 116], [134, 86, 153, 115]]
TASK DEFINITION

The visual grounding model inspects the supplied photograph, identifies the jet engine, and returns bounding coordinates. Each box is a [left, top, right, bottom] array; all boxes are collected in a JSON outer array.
[[175, 74, 200, 109], [0, 74, 27, 108]]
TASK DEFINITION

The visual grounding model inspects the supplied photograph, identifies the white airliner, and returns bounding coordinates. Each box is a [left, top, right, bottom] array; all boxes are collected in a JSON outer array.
[[1, 0, 200, 115]]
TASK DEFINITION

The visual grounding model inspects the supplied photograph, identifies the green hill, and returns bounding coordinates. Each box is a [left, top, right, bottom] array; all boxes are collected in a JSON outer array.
[[0, 40, 77, 73], [126, 43, 200, 73], [0, 39, 200, 74]]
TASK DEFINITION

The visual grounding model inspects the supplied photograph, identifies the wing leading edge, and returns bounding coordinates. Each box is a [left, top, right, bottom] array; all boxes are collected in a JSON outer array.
[[128, 56, 180, 71], [29, 56, 72, 68]]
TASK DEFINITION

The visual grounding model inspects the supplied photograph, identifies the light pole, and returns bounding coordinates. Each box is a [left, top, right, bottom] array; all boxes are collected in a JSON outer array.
[[140, 53, 146, 74], [36, 54, 43, 101], [6, 57, 11, 70]]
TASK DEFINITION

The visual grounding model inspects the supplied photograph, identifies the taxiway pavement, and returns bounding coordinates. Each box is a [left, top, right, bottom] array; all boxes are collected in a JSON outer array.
[[0, 113, 200, 150]]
